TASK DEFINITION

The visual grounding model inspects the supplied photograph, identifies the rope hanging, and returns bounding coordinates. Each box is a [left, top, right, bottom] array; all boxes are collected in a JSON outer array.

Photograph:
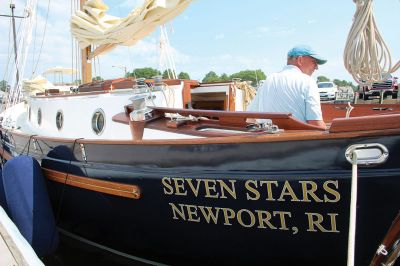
[[344, 0, 400, 85], [234, 81, 256, 111]]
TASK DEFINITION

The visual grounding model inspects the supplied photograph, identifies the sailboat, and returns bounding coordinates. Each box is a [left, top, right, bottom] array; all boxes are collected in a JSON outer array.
[[0, 0, 400, 265]]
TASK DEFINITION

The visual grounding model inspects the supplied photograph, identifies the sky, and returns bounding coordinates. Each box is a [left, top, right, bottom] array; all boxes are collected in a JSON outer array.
[[1, 0, 400, 84]]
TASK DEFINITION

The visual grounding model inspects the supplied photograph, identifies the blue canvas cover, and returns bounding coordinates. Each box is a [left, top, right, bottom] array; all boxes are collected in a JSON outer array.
[[3, 155, 59, 256], [0, 169, 8, 213]]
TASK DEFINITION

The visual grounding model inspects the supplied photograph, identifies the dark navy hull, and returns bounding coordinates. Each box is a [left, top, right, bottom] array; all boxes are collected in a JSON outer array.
[[2, 131, 400, 265]]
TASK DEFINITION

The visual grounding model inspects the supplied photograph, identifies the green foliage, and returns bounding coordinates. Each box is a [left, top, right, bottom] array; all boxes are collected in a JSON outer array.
[[317, 76, 330, 82], [128, 67, 161, 79], [230, 69, 266, 86], [202, 71, 221, 83], [120, 67, 357, 90], [201, 69, 266, 86], [0, 80, 8, 92], [220, 73, 230, 82], [162, 69, 176, 79], [92, 76, 103, 81], [333, 79, 357, 90], [178, 72, 190, 80]]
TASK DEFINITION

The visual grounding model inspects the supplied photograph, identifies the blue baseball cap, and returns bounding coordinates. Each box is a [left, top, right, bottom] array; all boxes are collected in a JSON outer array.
[[287, 45, 327, 65]]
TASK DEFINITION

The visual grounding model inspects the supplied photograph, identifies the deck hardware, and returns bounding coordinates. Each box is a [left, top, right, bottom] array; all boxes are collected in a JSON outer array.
[[345, 143, 388, 166], [247, 119, 282, 134], [32, 138, 38, 151], [80, 143, 87, 163], [345, 102, 354, 119], [376, 244, 388, 256]]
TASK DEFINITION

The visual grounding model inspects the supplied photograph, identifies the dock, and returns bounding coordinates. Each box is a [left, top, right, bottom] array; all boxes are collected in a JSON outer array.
[[0, 206, 44, 266]]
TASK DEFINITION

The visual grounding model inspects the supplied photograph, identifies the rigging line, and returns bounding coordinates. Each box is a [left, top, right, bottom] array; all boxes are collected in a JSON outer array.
[[2, 19, 12, 82], [53, 138, 83, 226], [97, 54, 101, 79], [52, 138, 84, 253], [31, 0, 50, 76], [6, 11, 27, 109], [31, 3, 38, 77], [19, 134, 37, 156]]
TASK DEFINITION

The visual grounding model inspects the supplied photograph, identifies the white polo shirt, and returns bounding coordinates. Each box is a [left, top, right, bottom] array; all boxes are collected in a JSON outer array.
[[247, 65, 323, 122]]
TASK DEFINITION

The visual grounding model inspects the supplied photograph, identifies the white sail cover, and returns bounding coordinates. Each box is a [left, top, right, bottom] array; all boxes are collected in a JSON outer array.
[[71, 0, 192, 57], [22, 75, 53, 95]]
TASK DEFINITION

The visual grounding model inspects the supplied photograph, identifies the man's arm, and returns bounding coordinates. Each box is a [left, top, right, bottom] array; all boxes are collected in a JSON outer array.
[[307, 120, 327, 130]]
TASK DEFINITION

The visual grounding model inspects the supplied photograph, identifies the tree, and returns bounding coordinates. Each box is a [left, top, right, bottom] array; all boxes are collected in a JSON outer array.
[[0, 80, 8, 92], [333, 79, 357, 90], [128, 67, 161, 79], [92, 76, 103, 81], [202, 71, 220, 83], [317, 76, 330, 82], [162, 69, 177, 79], [220, 73, 230, 82], [178, 72, 190, 80], [230, 69, 266, 86]]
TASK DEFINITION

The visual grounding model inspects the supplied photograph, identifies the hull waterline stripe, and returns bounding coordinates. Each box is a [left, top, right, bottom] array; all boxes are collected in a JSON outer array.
[[43, 168, 141, 199], [58, 228, 168, 266]]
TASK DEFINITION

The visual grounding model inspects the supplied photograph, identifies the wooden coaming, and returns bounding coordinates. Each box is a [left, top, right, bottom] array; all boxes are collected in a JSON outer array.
[[329, 113, 400, 132], [322, 103, 400, 123]]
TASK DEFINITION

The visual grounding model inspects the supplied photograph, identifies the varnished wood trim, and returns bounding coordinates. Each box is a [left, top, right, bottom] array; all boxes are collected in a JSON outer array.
[[329, 114, 400, 132], [43, 168, 141, 199], [322, 103, 400, 123]]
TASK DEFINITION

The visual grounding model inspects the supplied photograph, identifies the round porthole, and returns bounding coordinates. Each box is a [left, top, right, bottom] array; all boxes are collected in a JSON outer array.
[[37, 108, 42, 126], [56, 110, 63, 131], [91, 109, 105, 135]]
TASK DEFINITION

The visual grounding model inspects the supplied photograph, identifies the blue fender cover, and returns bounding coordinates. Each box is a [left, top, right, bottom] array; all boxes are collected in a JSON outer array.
[[3, 155, 59, 256], [0, 169, 8, 213]]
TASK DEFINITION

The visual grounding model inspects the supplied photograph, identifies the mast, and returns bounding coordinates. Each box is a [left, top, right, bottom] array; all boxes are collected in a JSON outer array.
[[10, 4, 20, 87], [80, 0, 92, 84]]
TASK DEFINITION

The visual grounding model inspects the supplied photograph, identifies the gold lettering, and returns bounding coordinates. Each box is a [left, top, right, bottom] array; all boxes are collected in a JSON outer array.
[[169, 203, 186, 220], [245, 180, 260, 200], [237, 209, 256, 228], [185, 178, 201, 197], [305, 212, 339, 233], [204, 179, 219, 198], [277, 181, 300, 202], [162, 177, 174, 195], [300, 181, 322, 202], [323, 180, 341, 203], [255, 210, 277, 229], [198, 206, 220, 224], [218, 180, 237, 199], [260, 180, 278, 201], [305, 212, 323, 232], [186, 204, 201, 222], [327, 213, 340, 233], [173, 178, 187, 196], [274, 211, 291, 230], [221, 207, 236, 225]]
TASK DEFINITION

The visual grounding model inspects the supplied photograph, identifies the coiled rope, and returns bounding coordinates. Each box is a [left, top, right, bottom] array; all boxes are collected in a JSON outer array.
[[234, 81, 256, 111], [344, 0, 400, 85]]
